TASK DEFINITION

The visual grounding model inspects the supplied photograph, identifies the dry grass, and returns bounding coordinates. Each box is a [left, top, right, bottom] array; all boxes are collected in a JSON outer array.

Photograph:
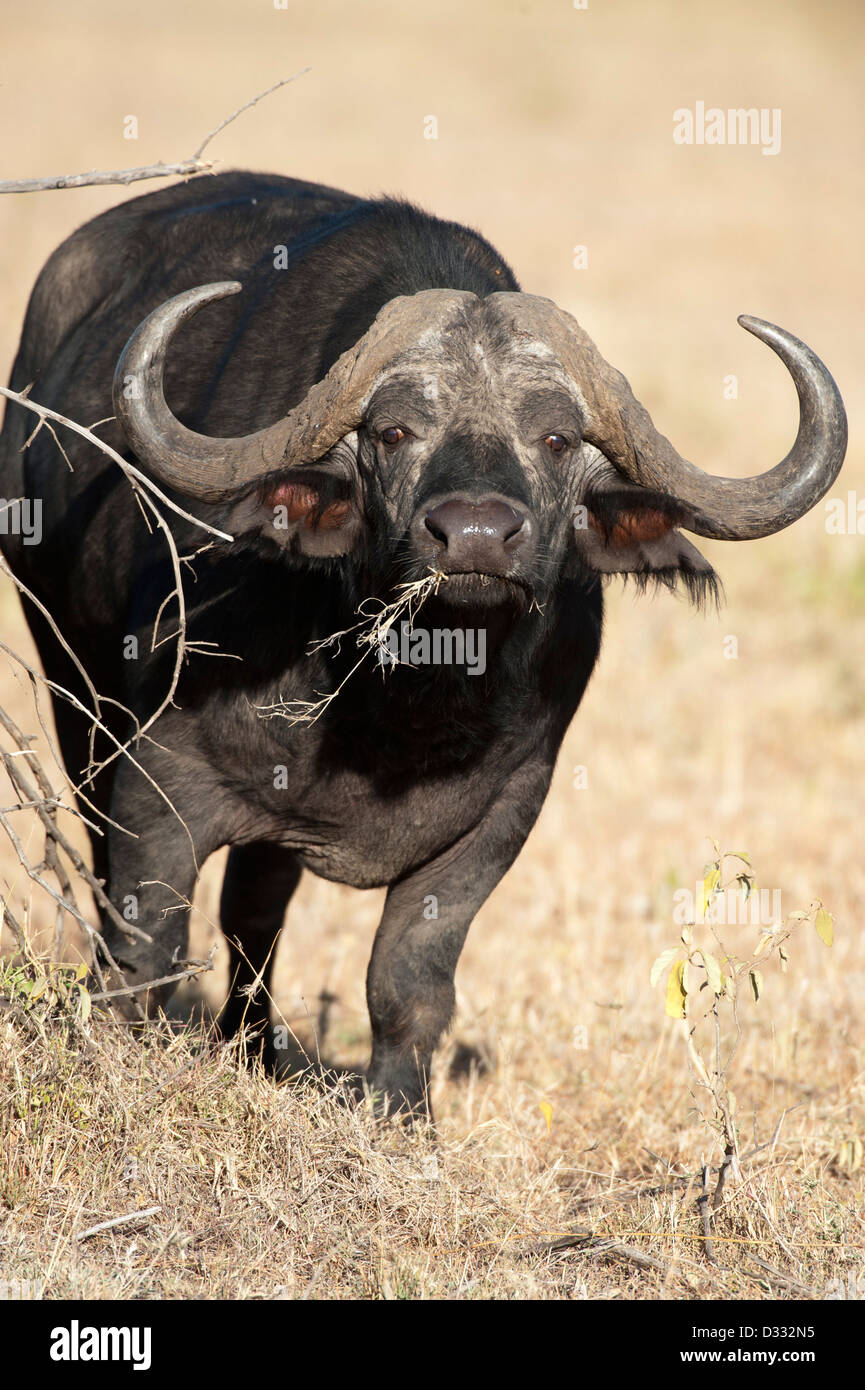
[[257, 569, 451, 725], [1, 0, 863, 1301], [1, 952, 862, 1301]]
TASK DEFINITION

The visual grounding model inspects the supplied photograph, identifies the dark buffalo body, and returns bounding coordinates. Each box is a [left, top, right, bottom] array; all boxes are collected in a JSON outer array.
[[0, 171, 845, 1115]]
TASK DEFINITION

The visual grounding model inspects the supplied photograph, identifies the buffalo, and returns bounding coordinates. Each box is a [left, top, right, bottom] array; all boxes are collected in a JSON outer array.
[[0, 171, 846, 1116]]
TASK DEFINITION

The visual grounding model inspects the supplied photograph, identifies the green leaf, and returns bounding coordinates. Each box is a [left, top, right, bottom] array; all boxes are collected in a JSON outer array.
[[749, 969, 763, 1002]]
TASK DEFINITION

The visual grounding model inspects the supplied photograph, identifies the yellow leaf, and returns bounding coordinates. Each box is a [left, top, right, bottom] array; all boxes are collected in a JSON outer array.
[[697, 867, 720, 919], [78, 986, 92, 1024], [702, 950, 723, 996], [665, 960, 687, 1019], [835, 1139, 863, 1173], [815, 908, 834, 947], [539, 1101, 553, 1133], [650, 948, 680, 989]]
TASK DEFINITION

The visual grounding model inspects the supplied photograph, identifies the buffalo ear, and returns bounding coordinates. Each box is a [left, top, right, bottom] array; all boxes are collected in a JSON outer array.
[[572, 488, 718, 600], [224, 469, 364, 557]]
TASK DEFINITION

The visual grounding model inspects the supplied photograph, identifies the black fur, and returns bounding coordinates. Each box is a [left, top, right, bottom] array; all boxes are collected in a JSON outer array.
[[0, 171, 716, 1117]]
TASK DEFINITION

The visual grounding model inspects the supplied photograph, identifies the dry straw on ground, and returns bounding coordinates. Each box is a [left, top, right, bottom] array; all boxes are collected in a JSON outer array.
[[1, 969, 862, 1300]]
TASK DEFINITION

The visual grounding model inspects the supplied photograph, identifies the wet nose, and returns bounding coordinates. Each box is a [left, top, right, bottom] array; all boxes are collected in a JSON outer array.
[[424, 497, 526, 572]]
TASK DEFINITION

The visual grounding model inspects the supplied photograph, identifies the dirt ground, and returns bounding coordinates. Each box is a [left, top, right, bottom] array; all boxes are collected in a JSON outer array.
[[1, 0, 863, 1300]]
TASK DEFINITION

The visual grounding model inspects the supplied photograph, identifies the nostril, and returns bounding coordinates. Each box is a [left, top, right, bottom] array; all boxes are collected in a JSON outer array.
[[502, 509, 525, 543], [424, 512, 450, 546]]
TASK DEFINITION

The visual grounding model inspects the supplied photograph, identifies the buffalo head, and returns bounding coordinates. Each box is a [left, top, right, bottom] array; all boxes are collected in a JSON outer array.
[[113, 283, 847, 610]]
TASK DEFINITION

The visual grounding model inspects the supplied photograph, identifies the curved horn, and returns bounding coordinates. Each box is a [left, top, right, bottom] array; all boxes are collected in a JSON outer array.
[[114, 282, 476, 503], [492, 294, 847, 541]]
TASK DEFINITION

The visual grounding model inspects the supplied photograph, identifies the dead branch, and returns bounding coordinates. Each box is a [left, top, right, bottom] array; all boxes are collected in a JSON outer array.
[[540, 1230, 671, 1276], [0, 76, 318, 1010], [88, 949, 215, 1002], [0, 69, 310, 195], [0, 705, 151, 946], [0, 161, 214, 195], [75, 1207, 161, 1242], [191, 71, 311, 161], [0, 388, 233, 542]]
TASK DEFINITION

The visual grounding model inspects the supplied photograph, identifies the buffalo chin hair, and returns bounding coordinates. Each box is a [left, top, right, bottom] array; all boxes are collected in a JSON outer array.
[[618, 561, 722, 610]]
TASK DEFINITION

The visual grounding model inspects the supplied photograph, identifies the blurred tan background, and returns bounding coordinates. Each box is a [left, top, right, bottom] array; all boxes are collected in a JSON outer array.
[[1, 0, 863, 1132]]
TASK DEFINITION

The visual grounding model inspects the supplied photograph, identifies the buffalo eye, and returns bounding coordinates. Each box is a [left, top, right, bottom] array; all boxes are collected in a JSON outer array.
[[380, 426, 407, 450], [544, 433, 569, 454]]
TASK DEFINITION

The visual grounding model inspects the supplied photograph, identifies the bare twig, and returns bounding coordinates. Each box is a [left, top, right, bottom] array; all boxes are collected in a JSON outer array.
[[0, 79, 322, 1006], [0, 69, 311, 195], [0, 709, 151, 946], [0, 391, 225, 866], [192, 69, 311, 161], [75, 1207, 161, 1242], [744, 1253, 817, 1297], [697, 1164, 717, 1264], [0, 388, 233, 542], [0, 161, 214, 195], [88, 950, 215, 1002], [540, 1230, 670, 1276]]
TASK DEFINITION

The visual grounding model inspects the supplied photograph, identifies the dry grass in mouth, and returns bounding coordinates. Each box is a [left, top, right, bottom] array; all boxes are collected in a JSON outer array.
[[256, 569, 449, 726]]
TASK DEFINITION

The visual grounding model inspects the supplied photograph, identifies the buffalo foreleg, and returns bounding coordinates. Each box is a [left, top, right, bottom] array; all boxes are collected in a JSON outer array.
[[364, 764, 550, 1119], [219, 841, 302, 1069]]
